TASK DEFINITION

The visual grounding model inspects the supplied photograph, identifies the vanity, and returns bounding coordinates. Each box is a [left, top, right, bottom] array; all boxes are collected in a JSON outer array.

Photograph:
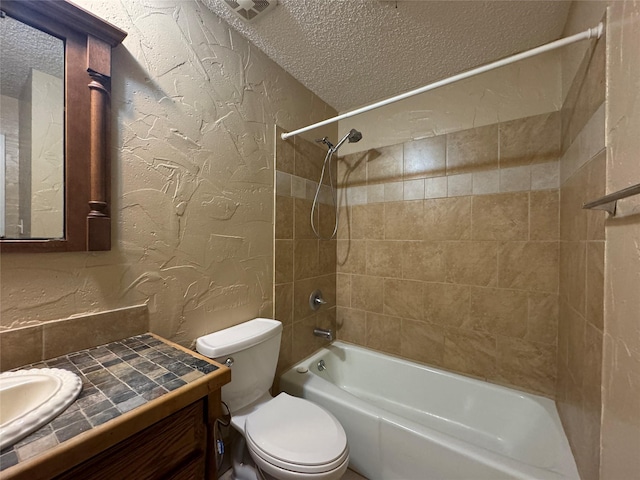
[[0, 334, 231, 480]]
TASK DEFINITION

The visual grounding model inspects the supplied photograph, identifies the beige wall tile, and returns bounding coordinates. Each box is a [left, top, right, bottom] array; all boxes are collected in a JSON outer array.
[[276, 323, 293, 381], [351, 275, 384, 313], [472, 170, 500, 195], [294, 239, 319, 280], [445, 241, 498, 287], [401, 319, 445, 365], [367, 144, 403, 184], [384, 182, 404, 202], [402, 241, 446, 282], [366, 240, 403, 278], [567, 309, 586, 387], [295, 136, 324, 183], [292, 312, 334, 363], [336, 239, 366, 274], [275, 282, 294, 326], [336, 273, 351, 307], [447, 173, 473, 197], [423, 283, 470, 327], [530, 190, 559, 240], [466, 287, 528, 338], [351, 204, 385, 240], [531, 161, 559, 190], [403, 135, 446, 180], [318, 239, 337, 276], [276, 171, 292, 197], [43, 306, 149, 359], [424, 176, 448, 199], [560, 241, 586, 315], [276, 130, 295, 175], [527, 292, 558, 345], [366, 312, 401, 355], [586, 241, 604, 330], [424, 197, 471, 241], [275, 239, 293, 283], [404, 179, 425, 200], [383, 278, 424, 320], [1, 326, 43, 371], [443, 328, 497, 378], [499, 165, 531, 192], [494, 336, 556, 397], [446, 124, 498, 174], [498, 241, 559, 293], [318, 203, 338, 239], [584, 151, 606, 241], [294, 198, 317, 239], [338, 151, 367, 187], [499, 112, 560, 168], [336, 307, 366, 346], [276, 195, 294, 239], [384, 201, 423, 240], [472, 192, 529, 241]]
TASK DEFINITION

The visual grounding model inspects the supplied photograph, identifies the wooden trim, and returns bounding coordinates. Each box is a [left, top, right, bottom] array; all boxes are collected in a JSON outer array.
[[0, 0, 126, 253]]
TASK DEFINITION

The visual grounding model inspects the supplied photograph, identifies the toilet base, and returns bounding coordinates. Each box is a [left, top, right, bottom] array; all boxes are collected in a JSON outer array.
[[228, 436, 347, 480]]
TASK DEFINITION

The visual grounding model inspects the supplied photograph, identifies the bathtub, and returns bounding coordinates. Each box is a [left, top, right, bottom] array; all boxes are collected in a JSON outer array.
[[280, 342, 578, 480]]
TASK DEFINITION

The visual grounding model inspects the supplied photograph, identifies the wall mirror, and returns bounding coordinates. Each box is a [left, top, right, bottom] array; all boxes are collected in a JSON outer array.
[[0, 0, 126, 252]]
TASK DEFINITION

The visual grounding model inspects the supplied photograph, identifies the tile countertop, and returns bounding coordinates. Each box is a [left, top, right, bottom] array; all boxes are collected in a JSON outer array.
[[0, 333, 229, 474]]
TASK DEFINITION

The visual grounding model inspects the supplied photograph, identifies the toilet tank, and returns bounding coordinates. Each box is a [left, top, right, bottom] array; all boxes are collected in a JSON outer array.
[[196, 318, 282, 412]]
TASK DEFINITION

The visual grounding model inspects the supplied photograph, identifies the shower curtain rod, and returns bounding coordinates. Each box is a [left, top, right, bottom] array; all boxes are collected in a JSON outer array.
[[281, 22, 604, 141]]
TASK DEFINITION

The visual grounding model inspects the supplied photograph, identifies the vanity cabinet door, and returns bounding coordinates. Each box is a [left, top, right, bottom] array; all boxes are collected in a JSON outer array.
[[54, 400, 207, 480]]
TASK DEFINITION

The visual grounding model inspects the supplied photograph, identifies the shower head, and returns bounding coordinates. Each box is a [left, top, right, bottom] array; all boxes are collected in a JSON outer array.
[[333, 128, 363, 151], [347, 129, 363, 143]]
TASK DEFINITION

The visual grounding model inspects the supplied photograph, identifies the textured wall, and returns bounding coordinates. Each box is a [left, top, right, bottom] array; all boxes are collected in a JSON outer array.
[[601, 0, 640, 477], [337, 50, 562, 156], [334, 113, 560, 397], [0, 0, 335, 349]]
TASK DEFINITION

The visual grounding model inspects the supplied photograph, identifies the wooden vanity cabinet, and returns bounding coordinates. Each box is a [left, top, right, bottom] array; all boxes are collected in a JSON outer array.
[[53, 399, 210, 480]]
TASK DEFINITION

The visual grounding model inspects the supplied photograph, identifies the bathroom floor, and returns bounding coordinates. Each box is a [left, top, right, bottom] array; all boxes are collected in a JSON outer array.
[[219, 468, 367, 479]]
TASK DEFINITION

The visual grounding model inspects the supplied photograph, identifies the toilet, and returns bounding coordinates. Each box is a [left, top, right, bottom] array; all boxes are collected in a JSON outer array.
[[196, 318, 349, 480]]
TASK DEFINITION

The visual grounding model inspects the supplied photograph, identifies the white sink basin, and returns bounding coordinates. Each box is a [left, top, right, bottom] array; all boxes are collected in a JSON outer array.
[[0, 368, 82, 450]]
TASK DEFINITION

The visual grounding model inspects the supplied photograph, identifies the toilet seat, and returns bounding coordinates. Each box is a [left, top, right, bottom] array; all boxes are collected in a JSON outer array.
[[244, 393, 349, 475]]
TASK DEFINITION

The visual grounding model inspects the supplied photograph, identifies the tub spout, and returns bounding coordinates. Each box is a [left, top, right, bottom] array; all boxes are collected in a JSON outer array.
[[313, 328, 333, 341]]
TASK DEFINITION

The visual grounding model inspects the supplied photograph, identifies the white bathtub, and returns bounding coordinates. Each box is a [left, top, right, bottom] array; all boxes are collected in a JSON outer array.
[[280, 342, 578, 480]]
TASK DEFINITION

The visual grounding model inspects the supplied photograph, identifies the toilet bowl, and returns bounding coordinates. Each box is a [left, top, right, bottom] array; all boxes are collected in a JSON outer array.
[[196, 318, 349, 480], [243, 393, 348, 480]]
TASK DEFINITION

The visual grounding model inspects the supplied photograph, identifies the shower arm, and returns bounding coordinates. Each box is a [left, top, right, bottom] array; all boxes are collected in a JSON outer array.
[[281, 22, 604, 141]]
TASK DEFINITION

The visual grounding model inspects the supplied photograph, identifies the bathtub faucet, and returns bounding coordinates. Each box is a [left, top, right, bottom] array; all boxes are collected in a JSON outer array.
[[313, 328, 333, 341]]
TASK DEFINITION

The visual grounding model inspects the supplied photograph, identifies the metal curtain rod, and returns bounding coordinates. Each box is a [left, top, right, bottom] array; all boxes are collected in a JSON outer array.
[[281, 22, 604, 141]]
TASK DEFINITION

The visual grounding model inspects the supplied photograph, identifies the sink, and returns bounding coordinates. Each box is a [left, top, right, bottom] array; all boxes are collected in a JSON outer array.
[[0, 368, 82, 449]]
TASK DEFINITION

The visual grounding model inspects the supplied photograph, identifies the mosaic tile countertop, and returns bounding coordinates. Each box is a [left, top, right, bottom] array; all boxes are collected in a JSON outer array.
[[0, 334, 219, 472]]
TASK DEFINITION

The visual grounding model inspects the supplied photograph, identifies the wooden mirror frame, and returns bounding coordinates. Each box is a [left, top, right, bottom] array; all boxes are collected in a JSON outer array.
[[0, 0, 126, 252]]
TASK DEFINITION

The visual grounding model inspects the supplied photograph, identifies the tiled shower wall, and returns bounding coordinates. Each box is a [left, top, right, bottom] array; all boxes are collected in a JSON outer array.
[[334, 112, 561, 397], [556, 30, 606, 480], [274, 127, 337, 378]]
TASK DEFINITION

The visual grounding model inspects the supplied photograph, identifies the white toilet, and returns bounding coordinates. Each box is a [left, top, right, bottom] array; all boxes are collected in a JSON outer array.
[[196, 318, 349, 480]]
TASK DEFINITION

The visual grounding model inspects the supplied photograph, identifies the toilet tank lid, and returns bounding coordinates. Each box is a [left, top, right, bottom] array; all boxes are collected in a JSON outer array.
[[196, 318, 282, 358]]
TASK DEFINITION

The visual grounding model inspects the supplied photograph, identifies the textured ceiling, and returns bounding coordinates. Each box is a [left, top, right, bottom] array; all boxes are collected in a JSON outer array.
[[204, 0, 572, 112], [0, 14, 64, 99]]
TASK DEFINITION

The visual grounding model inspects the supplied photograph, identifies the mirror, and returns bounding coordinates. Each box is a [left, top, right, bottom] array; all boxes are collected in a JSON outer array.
[[0, 14, 65, 239], [0, 0, 126, 252]]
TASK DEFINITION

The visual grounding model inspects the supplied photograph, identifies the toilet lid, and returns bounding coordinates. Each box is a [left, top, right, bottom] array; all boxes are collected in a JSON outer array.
[[245, 393, 348, 473]]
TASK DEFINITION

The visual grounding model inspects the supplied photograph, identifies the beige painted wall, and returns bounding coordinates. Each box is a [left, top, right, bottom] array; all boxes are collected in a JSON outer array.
[[601, 0, 640, 477], [338, 50, 562, 155], [0, 0, 335, 348]]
